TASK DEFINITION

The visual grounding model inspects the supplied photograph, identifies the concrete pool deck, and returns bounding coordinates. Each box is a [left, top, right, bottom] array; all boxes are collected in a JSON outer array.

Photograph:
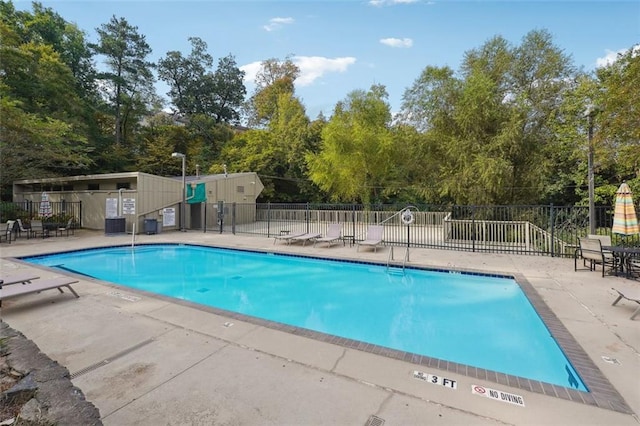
[[1, 230, 638, 425]]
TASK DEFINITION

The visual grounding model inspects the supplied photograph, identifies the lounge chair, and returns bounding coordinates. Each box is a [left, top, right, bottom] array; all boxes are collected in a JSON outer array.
[[357, 225, 384, 252], [288, 232, 321, 246], [56, 218, 75, 237], [575, 237, 618, 277], [314, 223, 343, 247], [0, 277, 79, 301], [1, 272, 40, 286], [273, 231, 306, 245], [611, 284, 640, 320]]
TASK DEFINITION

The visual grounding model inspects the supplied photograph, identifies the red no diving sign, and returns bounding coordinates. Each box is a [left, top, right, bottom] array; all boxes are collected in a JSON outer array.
[[472, 385, 525, 407]]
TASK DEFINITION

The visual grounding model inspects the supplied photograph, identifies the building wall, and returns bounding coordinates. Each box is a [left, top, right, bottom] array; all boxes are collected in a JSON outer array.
[[12, 172, 264, 232]]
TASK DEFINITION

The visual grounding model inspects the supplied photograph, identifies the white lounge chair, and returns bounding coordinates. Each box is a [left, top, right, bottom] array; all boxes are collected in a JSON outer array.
[[1, 272, 40, 286], [0, 277, 79, 301], [611, 285, 640, 320], [288, 232, 321, 246], [357, 225, 384, 252], [273, 231, 306, 245], [314, 223, 343, 247]]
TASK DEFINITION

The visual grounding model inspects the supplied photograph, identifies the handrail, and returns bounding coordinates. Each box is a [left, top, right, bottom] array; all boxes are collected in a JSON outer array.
[[387, 247, 394, 270], [403, 247, 410, 268]]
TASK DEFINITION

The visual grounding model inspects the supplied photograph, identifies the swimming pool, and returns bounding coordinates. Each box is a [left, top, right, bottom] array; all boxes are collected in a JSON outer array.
[[23, 244, 587, 392]]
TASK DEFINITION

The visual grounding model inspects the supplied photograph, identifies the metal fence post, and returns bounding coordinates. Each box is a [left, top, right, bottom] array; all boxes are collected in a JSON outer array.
[[232, 202, 236, 234], [549, 204, 555, 257], [472, 206, 476, 252], [267, 202, 271, 237]]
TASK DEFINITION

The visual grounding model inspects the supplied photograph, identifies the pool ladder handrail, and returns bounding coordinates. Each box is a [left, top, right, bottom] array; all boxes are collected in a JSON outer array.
[[386, 246, 410, 272]]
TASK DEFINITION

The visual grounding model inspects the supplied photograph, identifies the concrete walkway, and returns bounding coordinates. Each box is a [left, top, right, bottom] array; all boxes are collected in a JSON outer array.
[[1, 230, 638, 425]]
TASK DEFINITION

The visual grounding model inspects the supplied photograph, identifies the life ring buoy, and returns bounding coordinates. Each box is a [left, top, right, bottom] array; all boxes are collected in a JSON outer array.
[[401, 210, 414, 225]]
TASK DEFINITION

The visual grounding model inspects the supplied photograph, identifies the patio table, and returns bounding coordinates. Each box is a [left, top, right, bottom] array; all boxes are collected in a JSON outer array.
[[603, 246, 640, 278]]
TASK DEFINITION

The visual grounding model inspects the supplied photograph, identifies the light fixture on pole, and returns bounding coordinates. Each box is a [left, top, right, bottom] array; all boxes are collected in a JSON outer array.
[[171, 152, 186, 232], [583, 104, 597, 235]]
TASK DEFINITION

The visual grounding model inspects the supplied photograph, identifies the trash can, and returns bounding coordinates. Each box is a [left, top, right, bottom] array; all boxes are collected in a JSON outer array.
[[156, 220, 162, 234], [144, 218, 157, 235], [105, 217, 126, 235]]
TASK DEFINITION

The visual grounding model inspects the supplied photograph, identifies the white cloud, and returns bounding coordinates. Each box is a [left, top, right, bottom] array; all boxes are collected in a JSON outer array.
[[240, 56, 357, 87], [596, 45, 640, 68], [380, 37, 413, 48], [596, 49, 625, 68], [263, 17, 294, 32], [294, 56, 357, 86]]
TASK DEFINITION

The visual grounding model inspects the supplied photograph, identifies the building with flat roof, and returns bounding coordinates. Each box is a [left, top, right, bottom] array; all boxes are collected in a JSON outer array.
[[12, 172, 264, 233]]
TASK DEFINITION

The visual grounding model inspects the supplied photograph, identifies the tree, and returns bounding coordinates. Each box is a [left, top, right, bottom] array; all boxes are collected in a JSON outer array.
[[158, 39, 245, 123], [595, 45, 640, 182], [157, 37, 213, 116], [307, 85, 396, 204], [0, 96, 92, 199], [400, 30, 575, 205], [92, 15, 154, 146], [246, 56, 299, 126], [209, 54, 246, 123]]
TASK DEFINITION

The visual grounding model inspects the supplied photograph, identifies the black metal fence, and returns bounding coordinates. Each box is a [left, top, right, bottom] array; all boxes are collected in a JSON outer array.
[[3, 199, 637, 257], [204, 203, 639, 257], [0, 201, 82, 228]]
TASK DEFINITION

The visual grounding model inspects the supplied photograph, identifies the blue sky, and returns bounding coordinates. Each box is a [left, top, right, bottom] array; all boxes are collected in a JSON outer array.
[[16, 0, 640, 119]]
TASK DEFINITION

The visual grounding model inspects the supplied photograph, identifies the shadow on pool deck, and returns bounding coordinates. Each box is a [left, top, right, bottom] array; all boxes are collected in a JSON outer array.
[[1, 230, 639, 425]]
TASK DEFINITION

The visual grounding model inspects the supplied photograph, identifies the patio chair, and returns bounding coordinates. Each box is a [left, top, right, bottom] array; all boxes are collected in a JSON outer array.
[[611, 284, 640, 320], [16, 219, 31, 238], [588, 234, 613, 256], [1, 220, 14, 244], [0, 277, 79, 301], [288, 232, 321, 246], [357, 225, 384, 252], [29, 220, 48, 238], [314, 223, 343, 247], [0, 272, 40, 286], [628, 257, 640, 279], [575, 237, 618, 277], [56, 218, 75, 237]]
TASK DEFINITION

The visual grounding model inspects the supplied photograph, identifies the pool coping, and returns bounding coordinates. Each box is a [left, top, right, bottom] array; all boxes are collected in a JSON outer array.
[[16, 242, 633, 414]]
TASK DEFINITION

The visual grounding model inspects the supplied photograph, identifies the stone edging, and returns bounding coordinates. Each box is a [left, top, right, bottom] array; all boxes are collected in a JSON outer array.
[[0, 321, 102, 425]]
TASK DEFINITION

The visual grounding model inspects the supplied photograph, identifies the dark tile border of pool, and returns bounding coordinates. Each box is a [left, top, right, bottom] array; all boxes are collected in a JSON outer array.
[[15, 243, 633, 414]]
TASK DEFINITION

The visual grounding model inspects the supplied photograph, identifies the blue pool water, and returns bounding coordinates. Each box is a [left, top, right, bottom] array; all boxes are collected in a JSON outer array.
[[24, 244, 587, 391]]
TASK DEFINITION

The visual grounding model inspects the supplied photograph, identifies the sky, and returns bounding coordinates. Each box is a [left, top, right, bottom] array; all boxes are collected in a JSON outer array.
[[15, 0, 640, 119]]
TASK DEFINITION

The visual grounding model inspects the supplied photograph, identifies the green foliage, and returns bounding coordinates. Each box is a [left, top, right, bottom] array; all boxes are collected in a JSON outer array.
[[1, 3, 637, 208], [400, 30, 575, 205], [157, 38, 246, 123], [307, 85, 396, 204]]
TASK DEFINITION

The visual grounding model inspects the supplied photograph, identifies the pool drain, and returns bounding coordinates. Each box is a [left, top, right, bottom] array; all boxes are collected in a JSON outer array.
[[365, 415, 385, 426], [70, 338, 154, 379]]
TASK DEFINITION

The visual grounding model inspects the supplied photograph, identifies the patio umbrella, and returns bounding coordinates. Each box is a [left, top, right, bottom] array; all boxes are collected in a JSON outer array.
[[611, 182, 639, 236], [38, 192, 52, 218]]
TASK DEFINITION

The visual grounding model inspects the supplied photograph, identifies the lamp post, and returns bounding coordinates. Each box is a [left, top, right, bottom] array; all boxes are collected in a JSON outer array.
[[583, 105, 596, 235], [171, 152, 186, 232]]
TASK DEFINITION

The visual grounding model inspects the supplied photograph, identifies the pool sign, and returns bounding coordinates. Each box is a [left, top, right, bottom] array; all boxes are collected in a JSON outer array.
[[413, 370, 457, 389], [472, 385, 525, 407]]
